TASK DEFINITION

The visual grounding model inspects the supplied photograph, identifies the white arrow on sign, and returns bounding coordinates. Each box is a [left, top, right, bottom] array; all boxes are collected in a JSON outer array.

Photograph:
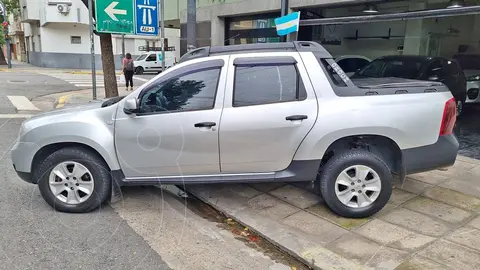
[[105, 1, 127, 21]]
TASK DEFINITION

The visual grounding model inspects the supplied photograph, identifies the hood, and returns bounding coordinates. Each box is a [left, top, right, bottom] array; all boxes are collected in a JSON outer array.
[[28, 99, 107, 121], [351, 77, 443, 89]]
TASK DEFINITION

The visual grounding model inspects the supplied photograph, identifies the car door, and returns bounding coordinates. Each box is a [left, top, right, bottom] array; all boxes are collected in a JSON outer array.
[[114, 56, 228, 178], [145, 53, 158, 72], [444, 59, 466, 101], [219, 53, 318, 173]]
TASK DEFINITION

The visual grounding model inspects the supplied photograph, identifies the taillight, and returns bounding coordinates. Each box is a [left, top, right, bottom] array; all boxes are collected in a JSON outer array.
[[440, 97, 457, 136]]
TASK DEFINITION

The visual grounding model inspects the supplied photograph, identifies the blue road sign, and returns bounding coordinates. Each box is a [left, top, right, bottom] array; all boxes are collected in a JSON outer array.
[[135, 0, 158, 36]]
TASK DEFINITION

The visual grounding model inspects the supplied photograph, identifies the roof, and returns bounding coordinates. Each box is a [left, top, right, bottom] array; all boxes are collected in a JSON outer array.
[[178, 41, 332, 63], [376, 55, 442, 62]]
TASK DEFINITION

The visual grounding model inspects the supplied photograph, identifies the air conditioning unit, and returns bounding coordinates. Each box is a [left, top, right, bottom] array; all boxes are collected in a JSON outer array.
[[57, 4, 70, 14]]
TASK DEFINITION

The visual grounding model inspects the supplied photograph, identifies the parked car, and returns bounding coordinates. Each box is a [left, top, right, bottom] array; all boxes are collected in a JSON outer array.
[[453, 54, 480, 104], [12, 41, 459, 218], [335, 55, 372, 77], [134, 50, 176, 75], [352, 55, 467, 116]]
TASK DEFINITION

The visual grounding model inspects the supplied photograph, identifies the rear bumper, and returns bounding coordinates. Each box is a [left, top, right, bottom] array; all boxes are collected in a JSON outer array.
[[402, 134, 459, 175]]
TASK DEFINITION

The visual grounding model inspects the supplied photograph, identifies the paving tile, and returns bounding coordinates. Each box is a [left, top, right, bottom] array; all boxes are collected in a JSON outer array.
[[247, 193, 300, 221], [306, 203, 369, 230], [249, 182, 285, 193], [470, 165, 480, 175], [402, 197, 473, 224], [456, 155, 480, 165], [354, 219, 435, 251], [435, 160, 478, 177], [270, 185, 322, 209], [379, 208, 451, 237], [396, 255, 451, 270], [406, 171, 450, 185], [389, 189, 417, 205], [423, 186, 480, 212], [468, 216, 480, 230], [395, 179, 433, 195], [418, 240, 480, 269], [372, 202, 399, 218], [440, 172, 480, 198], [282, 211, 348, 245], [326, 233, 409, 269], [446, 226, 480, 252], [187, 184, 254, 213]]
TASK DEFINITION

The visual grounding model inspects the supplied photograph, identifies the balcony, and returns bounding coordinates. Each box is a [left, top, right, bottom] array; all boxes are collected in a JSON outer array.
[[19, 0, 41, 23]]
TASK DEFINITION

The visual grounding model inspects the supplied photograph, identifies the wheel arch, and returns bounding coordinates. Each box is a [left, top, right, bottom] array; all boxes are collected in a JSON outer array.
[[318, 135, 405, 184], [31, 142, 113, 175]]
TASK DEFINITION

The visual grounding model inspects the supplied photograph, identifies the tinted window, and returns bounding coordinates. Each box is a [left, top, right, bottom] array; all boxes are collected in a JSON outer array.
[[358, 59, 386, 77], [445, 60, 461, 75], [139, 67, 221, 114], [337, 58, 370, 73], [146, 54, 157, 61], [426, 60, 444, 78], [358, 58, 424, 79], [454, 54, 480, 70], [233, 64, 307, 107]]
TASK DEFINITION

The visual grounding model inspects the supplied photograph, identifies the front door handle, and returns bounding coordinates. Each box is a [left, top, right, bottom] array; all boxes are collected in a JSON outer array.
[[194, 122, 216, 128], [286, 115, 308, 121]]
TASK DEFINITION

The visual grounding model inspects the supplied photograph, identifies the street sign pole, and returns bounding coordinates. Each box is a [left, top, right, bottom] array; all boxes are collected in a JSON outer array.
[[160, 0, 165, 72], [88, 0, 97, 100], [121, 34, 125, 57]]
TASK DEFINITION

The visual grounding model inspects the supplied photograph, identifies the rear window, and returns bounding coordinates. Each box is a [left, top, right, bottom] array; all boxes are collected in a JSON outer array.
[[357, 59, 424, 79]]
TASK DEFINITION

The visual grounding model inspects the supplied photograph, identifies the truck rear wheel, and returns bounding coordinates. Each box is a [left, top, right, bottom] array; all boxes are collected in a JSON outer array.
[[35, 147, 112, 213], [319, 150, 392, 218], [135, 67, 144, 75]]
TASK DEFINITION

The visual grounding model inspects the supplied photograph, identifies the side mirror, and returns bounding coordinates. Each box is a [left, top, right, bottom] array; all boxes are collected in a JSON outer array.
[[123, 98, 139, 115], [428, 75, 440, 81]]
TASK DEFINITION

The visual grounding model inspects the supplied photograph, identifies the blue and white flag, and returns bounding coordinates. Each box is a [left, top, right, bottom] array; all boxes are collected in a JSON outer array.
[[274, 12, 300, 36]]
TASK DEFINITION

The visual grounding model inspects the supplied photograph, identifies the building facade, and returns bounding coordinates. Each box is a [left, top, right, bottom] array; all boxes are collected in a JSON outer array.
[[165, 0, 480, 60], [18, 0, 180, 69]]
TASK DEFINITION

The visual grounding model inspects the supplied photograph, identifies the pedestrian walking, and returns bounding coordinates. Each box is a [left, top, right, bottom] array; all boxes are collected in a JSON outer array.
[[122, 53, 135, 91]]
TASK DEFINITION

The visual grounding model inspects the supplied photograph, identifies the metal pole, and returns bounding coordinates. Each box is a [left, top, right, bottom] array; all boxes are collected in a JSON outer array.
[[160, 0, 165, 72], [187, 0, 196, 50], [121, 34, 125, 57], [280, 0, 288, 42], [88, 0, 96, 100]]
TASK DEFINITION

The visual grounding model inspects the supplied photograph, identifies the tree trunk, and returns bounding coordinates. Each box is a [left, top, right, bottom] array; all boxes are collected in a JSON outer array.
[[99, 33, 118, 98], [0, 49, 7, 65]]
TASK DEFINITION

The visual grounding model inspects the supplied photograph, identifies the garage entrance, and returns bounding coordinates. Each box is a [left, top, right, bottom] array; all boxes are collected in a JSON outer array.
[[295, 0, 480, 159]]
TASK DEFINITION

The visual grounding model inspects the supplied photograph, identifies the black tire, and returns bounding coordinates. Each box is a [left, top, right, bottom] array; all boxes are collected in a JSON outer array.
[[35, 147, 112, 213], [135, 66, 144, 75], [319, 150, 392, 218]]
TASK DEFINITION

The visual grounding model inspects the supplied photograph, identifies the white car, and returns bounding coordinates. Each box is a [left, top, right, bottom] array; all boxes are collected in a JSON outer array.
[[335, 55, 372, 77], [134, 51, 176, 75], [454, 54, 480, 104]]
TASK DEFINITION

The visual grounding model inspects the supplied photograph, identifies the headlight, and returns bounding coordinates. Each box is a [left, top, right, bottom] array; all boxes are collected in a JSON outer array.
[[467, 75, 480, 81]]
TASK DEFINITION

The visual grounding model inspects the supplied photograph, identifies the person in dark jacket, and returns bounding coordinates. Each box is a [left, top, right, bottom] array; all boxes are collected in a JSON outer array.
[[122, 53, 135, 91]]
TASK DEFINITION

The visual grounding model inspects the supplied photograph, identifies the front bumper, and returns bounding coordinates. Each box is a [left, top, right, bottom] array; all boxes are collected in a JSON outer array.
[[11, 141, 40, 184], [402, 134, 459, 175], [466, 81, 480, 103]]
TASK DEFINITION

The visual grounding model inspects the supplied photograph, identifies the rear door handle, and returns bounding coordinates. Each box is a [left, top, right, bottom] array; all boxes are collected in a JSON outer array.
[[286, 115, 308, 121], [194, 122, 216, 128]]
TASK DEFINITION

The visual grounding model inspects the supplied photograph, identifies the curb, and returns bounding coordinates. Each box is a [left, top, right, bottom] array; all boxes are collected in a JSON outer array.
[[68, 71, 122, 75], [55, 94, 73, 109]]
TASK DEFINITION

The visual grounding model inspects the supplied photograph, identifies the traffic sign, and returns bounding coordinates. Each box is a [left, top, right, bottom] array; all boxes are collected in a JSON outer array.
[[95, 0, 135, 34], [135, 0, 159, 36]]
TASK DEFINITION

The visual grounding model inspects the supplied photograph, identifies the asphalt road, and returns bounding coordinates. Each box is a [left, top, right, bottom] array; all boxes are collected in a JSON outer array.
[[0, 118, 171, 269]]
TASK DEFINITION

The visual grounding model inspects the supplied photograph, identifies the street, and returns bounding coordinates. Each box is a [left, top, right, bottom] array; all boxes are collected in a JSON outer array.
[[0, 70, 297, 269]]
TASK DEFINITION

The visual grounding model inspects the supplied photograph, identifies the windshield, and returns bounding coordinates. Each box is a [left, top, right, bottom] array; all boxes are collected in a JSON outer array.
[[357, 58, 424, 79], [136, 54, 148, 61], [454, 54, 480, 71]]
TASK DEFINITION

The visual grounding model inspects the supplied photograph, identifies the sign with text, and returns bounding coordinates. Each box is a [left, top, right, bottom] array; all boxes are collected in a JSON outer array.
[[95, 0, 135, 34], [135, 0, 159, 36]]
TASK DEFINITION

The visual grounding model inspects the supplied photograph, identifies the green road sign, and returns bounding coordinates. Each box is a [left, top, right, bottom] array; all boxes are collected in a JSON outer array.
[[95, 0, 135, 34]]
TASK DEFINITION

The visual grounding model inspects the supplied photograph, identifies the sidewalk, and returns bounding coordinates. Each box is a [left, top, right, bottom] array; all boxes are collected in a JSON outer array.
[[187, 157, 480, 269]]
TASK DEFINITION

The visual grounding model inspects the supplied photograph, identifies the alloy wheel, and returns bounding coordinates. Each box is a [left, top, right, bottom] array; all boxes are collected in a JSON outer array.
[[48, 161, 95, 205], [334, 165, 382, 208]]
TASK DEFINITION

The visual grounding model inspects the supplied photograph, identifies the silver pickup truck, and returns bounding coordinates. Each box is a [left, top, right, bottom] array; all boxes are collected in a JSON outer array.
[[12, 41, 459, 218]]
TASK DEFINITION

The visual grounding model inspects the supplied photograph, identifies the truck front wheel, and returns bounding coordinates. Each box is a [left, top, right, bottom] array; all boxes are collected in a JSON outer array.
[[319, 150, 392, 218], [35, 147, 112, 213]]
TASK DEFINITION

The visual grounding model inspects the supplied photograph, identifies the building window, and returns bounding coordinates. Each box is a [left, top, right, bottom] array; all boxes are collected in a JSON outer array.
[[71, 36, 81, 44]]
